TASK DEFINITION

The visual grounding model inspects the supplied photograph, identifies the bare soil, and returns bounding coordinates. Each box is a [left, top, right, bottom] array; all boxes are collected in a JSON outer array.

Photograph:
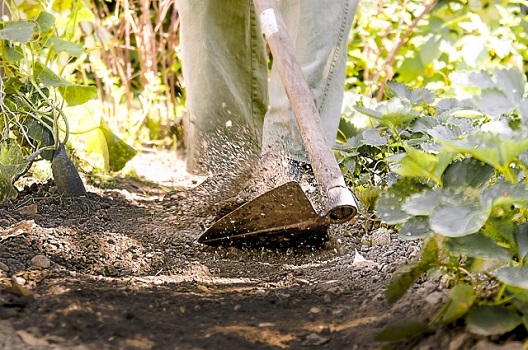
[[0, 151, 520, 350]]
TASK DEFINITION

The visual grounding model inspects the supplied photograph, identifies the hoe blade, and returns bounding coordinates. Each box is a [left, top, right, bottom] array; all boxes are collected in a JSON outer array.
[[198, 181, 329, 247]]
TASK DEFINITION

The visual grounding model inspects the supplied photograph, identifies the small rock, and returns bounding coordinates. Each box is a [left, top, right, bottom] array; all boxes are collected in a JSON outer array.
[[323, 294, 332, 303], [233, 304, 241, 311], [17, 204, 38, 215], [425, 291, 444, 307], [332, 309, 344, 316], [302, 333, 330, 346], [309, 307, 321, 314], [0, 262, 9, 273], [31, 255, 51, 268], [258, 322, 274, 327]]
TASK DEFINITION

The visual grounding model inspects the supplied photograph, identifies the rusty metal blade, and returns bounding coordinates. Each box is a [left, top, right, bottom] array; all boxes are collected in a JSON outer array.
[[198, 181, 329, 247]]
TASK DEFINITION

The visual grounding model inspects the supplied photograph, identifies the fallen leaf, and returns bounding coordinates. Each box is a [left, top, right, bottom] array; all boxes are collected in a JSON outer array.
[[8, 276, 34, 297], [1, 220, 36, 241], [16, 330, 49, 346], [352, 249, 379, 268]]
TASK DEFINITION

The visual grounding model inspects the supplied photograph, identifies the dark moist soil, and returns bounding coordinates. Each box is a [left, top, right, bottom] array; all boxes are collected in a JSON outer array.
[[0, 152, 520, 350]]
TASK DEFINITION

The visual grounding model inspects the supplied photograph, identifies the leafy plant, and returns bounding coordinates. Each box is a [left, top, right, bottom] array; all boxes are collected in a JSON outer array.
[[347, 0, 528, 99], [341, 68, 528, 344]]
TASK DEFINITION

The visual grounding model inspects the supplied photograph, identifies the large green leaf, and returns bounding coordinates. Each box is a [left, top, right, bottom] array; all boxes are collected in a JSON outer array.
[[393, 147, 439, 181], [441, 158, 494, 189], [374, 98, 420, 131], [402, 189, 445, 216], [386, 81, 435, 105], [386, 260, 437, 305], [496, 266, 528, 290], [47, 36, 84, 57], [398, 215, 433, 240], [35, 11, 56, 33], [466, 305, 522, 336], [97, 119, 137, 172], [443, 233, 511, 261], [440, 284, 476, 324], [35, 62, 97, 106], [0, 140, 30, 200], [430, 191, 490, 237], [377, 177, 429, 225], [57, 85, 98, 106], [438, 131, 528, 183], [0, 21, 36, 43], [5, 47, 23, 62]]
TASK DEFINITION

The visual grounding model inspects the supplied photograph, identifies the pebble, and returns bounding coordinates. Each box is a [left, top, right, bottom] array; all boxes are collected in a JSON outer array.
[[233, 304, 241, 311], [31, 255, 51, 268], [309, 307, 321, 314], [323, 294, 332, 303], [424, 291, 444, 307], [0, 262, 9, 273], [302, 333, 330, 346]]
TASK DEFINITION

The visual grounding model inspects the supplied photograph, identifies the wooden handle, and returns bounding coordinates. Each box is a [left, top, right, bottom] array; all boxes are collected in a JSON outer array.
[[254, 0, 357, 220]]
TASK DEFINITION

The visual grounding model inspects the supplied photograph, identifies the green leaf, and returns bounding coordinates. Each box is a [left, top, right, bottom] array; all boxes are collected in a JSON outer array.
[[35, 62, 97, 106], [466, 305, 521, 336], [24, 120, 55, 161], [387, 81, 435, 105], [57, 85, 98, 106], [0, 139, 30, 200], [354, 105, 381, 119], [35, 62, 70, 87], [386, 261, 436, 305], [514, 223, 528, 263], [374, 319, 429, 342], [374, 98, 420, 131], [421, 237, 440, 264], [430, 192, 490, 237], [442, 158, 494, 189], [443, 233, 511, 261], [471, 89, 516, 117], [393, 147, 439, 182], [493, 68, 525, 106], [98, 119, 137, 172], [35, 11, 56, 33], [337, 117, 359, 144], [5, 47, 23, 62], [439, 131, 528, 183], [376, 177, 429, 225], [0, 21, 36, 43], [398, 215, 433, 240], [441, 284, 476, 324], [483, 182, 528, 208], [361, 129, 389, 147], [496, 266, 528, 290], [47, 36, 84, 57], [402, 189, 444, 216]]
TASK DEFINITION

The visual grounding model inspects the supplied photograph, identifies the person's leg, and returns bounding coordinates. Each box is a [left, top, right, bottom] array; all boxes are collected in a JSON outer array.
[[177, 1, 269, 175], [262, 0, 359, 163]]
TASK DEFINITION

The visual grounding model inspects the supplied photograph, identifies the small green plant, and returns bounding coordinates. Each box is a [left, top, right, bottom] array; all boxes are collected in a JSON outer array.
[[0, 3, 136, 200], [340, 68, 528, 345]]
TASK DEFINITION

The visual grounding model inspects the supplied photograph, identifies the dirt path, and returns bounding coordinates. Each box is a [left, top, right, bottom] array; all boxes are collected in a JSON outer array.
[[0, 153, 513, 349]]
